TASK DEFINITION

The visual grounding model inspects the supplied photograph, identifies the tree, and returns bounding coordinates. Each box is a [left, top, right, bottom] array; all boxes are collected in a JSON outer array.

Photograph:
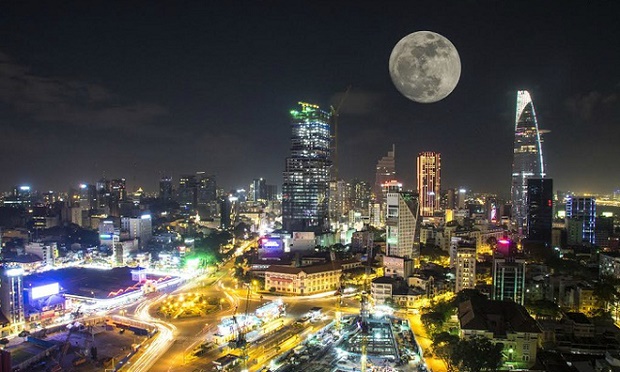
[[454, 336, 503, 372], [421, 311, 447, 336], [432, 331, 460, 372], [593, 276, 620, 312], [526, 300, 561, 320], [452, 289, 487, 307]]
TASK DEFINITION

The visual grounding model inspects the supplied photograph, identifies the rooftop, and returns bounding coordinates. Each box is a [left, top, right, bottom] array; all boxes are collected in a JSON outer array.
[[458, 297, 541, 336], [23, 267, 171, 299], [266, 261, 342, 275]]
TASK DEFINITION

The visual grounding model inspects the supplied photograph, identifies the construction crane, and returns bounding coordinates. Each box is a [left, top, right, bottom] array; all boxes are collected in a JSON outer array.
[[330, 85, 351, 182], [230, 285, 252, 371], [49, 306, 82, 372]]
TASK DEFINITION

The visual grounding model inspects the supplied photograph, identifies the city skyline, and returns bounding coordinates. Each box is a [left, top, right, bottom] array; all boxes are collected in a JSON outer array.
[[1, 2, 619, 195]]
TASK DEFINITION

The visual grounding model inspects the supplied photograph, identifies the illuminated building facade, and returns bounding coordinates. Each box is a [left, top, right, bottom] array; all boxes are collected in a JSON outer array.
[[526, 178, 553, 245], [0, 265, 25, 334], [196, 172, 217, 206], [455, 245, 476, 293], [264, 262, 342, 295], [375, 144, 396, 199], [417, 152, 441, 217], [78, 183, 97, 210], [511, 90, 545, 234], [328, 179, 347, 228], [282, 102, 331, 232], [347, 179, 371, 213], [492, 256, 526, 305], [178, 174, 197, 210], [385, 192, 420, 260], [250, 178, 267, 202], [566, 196, 596, 245], [121, 214, 152, 248]]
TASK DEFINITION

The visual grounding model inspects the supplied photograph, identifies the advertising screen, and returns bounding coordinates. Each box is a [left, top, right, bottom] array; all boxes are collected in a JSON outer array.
[[31, 283, 60, 300], [259, 237, 284, 259]]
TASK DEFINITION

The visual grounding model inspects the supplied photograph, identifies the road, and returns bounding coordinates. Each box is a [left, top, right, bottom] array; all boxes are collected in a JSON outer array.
[[404, 311, 447, 372], [115, 236, 440, 372]]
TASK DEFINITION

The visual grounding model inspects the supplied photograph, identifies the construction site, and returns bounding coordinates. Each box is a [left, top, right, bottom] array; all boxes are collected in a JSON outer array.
[[1, 315, 155, 372]]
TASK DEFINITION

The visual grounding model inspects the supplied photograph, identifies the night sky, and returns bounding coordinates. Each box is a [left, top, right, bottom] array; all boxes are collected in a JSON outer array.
[[1, 2, 619, 197]]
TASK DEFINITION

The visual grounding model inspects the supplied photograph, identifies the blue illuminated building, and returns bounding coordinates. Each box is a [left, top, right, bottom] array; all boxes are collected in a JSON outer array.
[[566, 196, 596, 245]]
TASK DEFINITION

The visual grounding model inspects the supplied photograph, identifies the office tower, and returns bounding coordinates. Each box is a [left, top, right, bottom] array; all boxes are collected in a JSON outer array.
[[348, 179, 372, 212], [511, 90, 546, 234], [385, 192, 420, 260], [159, 176, 173, 202], [4, 186, 33, 207], [566, 196, 596, 245], [375, 144, 396, 199], [220, 194, 238, 230], [526, 178, 553, 245], [121, 214, 152, 249], [265, 184, 278, 201], [196, 172, 217, 205], [493, 256, 526, 305], [1, 265, 24, 333], [78, 183, 97, 210], [595, 216, 614, 248], [110, 178, 127, 202], [178, 174, 197, 210], [328, 179, 347, 228], [107, 178, 126, 216], [446, 188, 456, 210], [382, 180, 403, 201], [457, 188, 467, 209], [455, 245, 476, 293], [282, 102, 331, 232], [250, 178, 267, 202], [417, 152, 441, 217]]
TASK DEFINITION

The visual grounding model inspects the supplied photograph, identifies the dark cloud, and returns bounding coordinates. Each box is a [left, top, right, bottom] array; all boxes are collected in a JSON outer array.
[[0, 51, 167, 132], [565, 91, 619, 125]]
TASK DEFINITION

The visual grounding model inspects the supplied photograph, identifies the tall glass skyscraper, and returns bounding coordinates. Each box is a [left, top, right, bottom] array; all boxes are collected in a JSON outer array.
[[282, 102, 331, 232], [417, 151, 441, 217], [511, 90, 545, 234]]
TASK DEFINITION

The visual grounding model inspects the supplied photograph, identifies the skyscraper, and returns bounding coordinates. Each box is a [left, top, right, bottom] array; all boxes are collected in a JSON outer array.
[[250, 178, 267, 202], [196, 172, 217, 205], [282, 102, 331, 232], [348, 179, 372, 212], [566, 196, 596, 245], [511, 90, 546, 234], [1, 264, 24, 333], [417, 151, 441, 217], [375, 144, 396, 199], [178, 174, 197, 210], [526, 178, 553, 245], [385, 192, 420, 260], [159, 176, 173, 202]]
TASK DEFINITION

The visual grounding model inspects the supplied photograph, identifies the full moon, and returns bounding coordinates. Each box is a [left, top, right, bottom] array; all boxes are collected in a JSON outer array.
[[389, 31, 461, 103]]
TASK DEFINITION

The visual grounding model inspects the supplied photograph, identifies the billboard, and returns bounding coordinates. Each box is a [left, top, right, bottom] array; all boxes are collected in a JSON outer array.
[[293, 232, 314, 241], [259, 237, 284, 259], [31, 282, 60, 300]]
